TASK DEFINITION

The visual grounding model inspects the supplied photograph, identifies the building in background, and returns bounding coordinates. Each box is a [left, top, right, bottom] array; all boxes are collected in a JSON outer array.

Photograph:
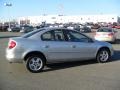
[[17, 14, 118, 26]]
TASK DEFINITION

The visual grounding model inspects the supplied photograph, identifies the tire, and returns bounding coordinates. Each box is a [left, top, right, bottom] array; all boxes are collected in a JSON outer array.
[[96, 49, 110, 63], [26, 55, 45, 73], [113, 39, 116, 44]]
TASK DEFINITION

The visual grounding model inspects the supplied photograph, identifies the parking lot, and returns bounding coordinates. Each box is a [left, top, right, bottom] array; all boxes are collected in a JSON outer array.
[[0, 30, 120, 90]]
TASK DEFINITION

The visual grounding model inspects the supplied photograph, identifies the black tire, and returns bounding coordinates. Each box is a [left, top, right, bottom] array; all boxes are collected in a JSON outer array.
[[96, 49, 110, 63], [113, 39, 116, 44], [26, 55, 45, 73]]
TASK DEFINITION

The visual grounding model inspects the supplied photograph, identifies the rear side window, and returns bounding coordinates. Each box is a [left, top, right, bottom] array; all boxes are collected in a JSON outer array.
[[41, 29, 65, 41], [41, 31, 54, 41]]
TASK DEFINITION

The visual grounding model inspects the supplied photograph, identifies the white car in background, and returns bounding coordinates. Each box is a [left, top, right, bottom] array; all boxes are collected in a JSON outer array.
[[7, 27, 12, 32], [94, 27, 117, 43]]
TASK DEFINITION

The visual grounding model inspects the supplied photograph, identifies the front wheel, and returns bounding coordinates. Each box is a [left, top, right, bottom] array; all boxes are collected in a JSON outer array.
[[96, 49, 110, 63], [26, 55, 45, 73]]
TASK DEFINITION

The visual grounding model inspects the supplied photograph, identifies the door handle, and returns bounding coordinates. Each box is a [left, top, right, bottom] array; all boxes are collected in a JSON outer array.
[[44, 45, 49, 48], [71, 45, 76, 48]]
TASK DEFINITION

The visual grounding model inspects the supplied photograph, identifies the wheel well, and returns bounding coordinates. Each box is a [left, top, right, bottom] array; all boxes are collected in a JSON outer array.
[[98, 47, 111, 55], [24, 51, 46, 62]]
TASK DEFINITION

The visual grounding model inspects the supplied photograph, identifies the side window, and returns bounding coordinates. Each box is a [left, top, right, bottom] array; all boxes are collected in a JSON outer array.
[[66, 31, 89, 42], [54, 30, 65, 41], [41, 31, 54, 41]]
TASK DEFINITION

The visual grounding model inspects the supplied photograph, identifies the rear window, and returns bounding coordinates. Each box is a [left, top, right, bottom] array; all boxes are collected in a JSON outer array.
[[22, 29, 44, 38], [97, 28, 112, 32]]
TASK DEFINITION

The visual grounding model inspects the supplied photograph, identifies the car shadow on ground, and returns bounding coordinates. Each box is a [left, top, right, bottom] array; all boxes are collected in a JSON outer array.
[[111, 50, 120, 62], [44, 60, 97, 72], [43, 50, 120, 72]]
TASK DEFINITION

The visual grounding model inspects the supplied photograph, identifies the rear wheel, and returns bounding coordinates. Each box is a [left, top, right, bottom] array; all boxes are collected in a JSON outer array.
[[96, 49, 110, 63], [26, 55, 45, 73]]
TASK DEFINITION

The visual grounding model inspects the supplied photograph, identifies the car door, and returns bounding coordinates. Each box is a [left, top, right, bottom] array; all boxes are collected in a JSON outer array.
[[63, 30, 97, 60], [41, 29, 77, 62]]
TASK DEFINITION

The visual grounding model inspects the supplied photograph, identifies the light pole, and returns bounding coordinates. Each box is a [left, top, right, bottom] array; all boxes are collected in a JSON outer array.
[[4, 3, 12, 31]]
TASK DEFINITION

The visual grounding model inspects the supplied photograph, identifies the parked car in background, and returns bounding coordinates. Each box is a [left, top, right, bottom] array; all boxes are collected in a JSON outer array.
[[114, 25, 120, 29], [0, 26, 8, 32], [7, 27, 12, 32], [11, 27, 21, 32], [94, 27, 117, 43], [91, 24, 101, 29], [6, 28, 114, 73], [74, 25, 81, 32], [20, 25, 34, 33], [82, 26, 91, 33]]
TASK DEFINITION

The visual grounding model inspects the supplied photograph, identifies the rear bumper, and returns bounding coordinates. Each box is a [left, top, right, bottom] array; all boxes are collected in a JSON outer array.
[[6, 48, 23, 63], [95, 37, 115, 42]]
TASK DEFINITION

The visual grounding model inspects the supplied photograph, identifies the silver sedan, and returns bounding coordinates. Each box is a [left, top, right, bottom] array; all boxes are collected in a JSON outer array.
[[6, 28, 114, 73]]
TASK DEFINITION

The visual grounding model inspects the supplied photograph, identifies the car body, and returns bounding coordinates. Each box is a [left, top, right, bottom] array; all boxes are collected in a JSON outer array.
[[6, 28, 114, 73], [94, 27, 117, 43]]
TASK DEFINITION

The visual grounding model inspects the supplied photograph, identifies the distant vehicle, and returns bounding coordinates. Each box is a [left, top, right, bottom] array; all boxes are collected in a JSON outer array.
[[114, 25, 120, 29], [20, 26, 34, 33], [74, 25, 81, 32], [82, 26, 91, 33], [6, 28, 114, 73], [67, 26, 74, 29], [11, 27, 21, 32], [94, 27, 117, 43], [91, 24, 100, 29], [7, 27, 12, 32], [0, 26, 8, 32]]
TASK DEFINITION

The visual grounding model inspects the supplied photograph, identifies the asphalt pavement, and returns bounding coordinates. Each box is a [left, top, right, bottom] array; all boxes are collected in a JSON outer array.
[[0, 30, 120, 90]]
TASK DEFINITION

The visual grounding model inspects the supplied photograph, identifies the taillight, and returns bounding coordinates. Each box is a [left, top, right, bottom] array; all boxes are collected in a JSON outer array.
[[8, 40, 16, 49], [108, 33, 114, 36]]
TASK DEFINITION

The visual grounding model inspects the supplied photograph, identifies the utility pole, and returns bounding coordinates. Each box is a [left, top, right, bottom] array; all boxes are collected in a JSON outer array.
[[4, 3, 12, 31]]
